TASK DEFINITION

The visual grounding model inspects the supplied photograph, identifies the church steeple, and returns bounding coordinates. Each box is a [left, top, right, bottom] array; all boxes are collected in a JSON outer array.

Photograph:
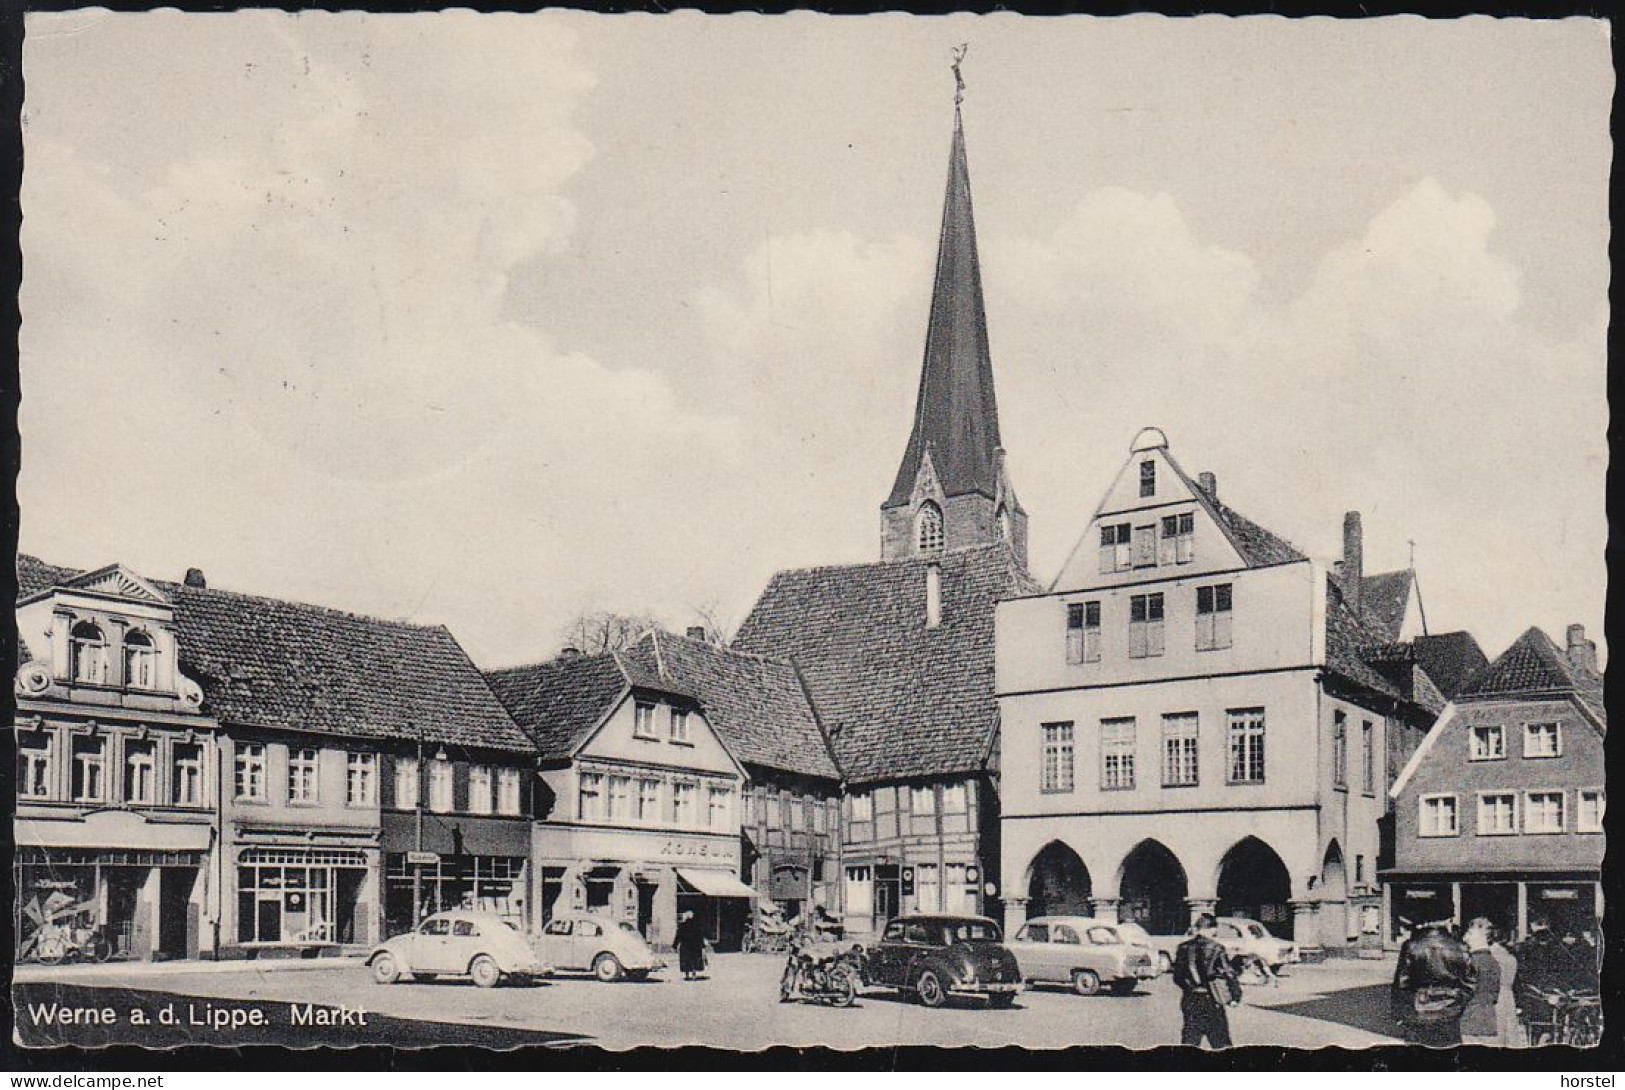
[[881, 55, 1027, 570]]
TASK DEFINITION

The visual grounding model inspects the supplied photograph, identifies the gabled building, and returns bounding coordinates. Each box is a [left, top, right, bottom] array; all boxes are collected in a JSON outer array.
[[734, 98, 1038, 934], [1386, 624, 1604, 944], [994, 429, 1449, 954]]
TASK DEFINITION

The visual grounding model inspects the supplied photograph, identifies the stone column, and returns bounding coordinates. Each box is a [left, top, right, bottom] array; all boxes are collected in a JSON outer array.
[[1290, 900, 1321, 956], [1002, 897, 1029, 936], [132, 867, 162, 960], [1092, 897, 1121, 924]]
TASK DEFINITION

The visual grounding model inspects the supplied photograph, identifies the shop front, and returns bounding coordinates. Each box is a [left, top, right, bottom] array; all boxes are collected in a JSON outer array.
[[222, 827, 379, 957], [1384, 870, 1603, 946], [380, 812, 530, 938], [15, 811, 212, 963], [535, 824, 758, 951]]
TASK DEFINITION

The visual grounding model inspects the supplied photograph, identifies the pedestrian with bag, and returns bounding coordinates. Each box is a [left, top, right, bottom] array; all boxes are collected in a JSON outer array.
[[1173, 914, 1243, 1049], [1391, 921, 1477, 1047]]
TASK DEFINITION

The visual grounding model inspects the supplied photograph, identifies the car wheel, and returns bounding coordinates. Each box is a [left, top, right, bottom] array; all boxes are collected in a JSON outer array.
[[915, 970, 946, 1008], [1071, 969, 1102, 996], [1110, 980, 1136, 997], [988, 993, 1016, 1010], [370, 953, 400, 985], [469, 954, 502, 989], [1158, 951, 1173, 975], [594, 953, 625, 983]]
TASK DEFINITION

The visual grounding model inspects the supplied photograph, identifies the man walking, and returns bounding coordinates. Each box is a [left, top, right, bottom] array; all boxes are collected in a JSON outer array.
[[1173, 914, 1243, 1048]]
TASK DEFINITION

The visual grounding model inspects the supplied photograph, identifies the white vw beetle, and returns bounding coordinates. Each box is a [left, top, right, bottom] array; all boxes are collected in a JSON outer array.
[[537, 913, 666, 982], [368, 910, 549, 988]]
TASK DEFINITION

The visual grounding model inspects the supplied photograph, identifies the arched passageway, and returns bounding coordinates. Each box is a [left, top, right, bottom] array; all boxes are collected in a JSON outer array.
[[1216, 836, 1294, 939], [1026, 841, 1092, 919], [1118, 839, 1190, 936], [1318, 840, 1349, 949]]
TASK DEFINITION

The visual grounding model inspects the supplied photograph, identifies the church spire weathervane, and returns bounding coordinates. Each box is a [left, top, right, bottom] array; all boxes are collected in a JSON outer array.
[[951, 43, 968, 106]]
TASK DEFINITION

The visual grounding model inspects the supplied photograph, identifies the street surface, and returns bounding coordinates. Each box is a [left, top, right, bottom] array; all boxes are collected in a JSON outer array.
[[14, 953, 1403, 1051]]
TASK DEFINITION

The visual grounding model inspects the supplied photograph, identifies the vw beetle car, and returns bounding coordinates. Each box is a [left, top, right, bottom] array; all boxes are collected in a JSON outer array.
[[1006, 916, 1157, 995], [864, 914, 1023, 1008], [1210, 916, 1299, 968], [538, 913, 665, 982], [368, 909, 547, 988]]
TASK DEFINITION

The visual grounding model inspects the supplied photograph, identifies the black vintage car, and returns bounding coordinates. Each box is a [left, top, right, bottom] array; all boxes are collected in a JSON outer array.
[[864, 914, 1024, 1008]]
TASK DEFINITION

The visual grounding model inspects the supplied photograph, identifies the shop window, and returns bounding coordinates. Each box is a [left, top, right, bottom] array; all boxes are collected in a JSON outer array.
[[1524, 791, 1565, 833], [70, 621, 108, 685], [496, 767, 522, 815], [1101, 718, 1136, 791], [1098, 522, 1132, 573], [172, 742, 204, 806], [844, 866, 874, 918], [346, 753, 377, 808], [1578, 789, 1605, 833], [395, 756, 419, 810], [123, 629, 157, 689], [1066, 601, 1101, 664], [910, 785, 936, 816], [1227, 708, 1266, 784], [1419, 793, 1459, 837], [1477, 793, 1517, 836], [669, 708, 691, 744], [672, 781, 697, 826], [1523, 722, 1562, 759], [1129, 593, 1165, 658], [942, 783, 968, 814], [72, 735, 107, 803], [636, 778, 661, 823], [468, 765, 494, 814], [607, 775, 632, 820], [18, 733, 54, 799], [850, 791, 873, 823], [1162, 712, 1199, 787], [1470, 724, 1506, 761], [708, 787, 732, 830], [428, 759, 453, 813], [1195, 584, 1233, 651], [633, 702, 657, 739], [124, 740, 156, 804], [236, 743, 267, 801], [288, 748, 320, 805], [1041, 722, 1074, 793], [916, 864, 941, 912], [577, 772, 605, 821]]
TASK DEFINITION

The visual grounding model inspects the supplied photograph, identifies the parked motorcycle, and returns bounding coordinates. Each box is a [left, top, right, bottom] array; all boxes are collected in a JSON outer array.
[[779, 941, 863, 1008]]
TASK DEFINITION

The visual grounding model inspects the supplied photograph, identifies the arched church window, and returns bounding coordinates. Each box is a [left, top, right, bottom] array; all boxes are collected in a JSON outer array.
[[124, 629, 156, 690], [916, 502, 945, 555], [70, 621, 108, 685]]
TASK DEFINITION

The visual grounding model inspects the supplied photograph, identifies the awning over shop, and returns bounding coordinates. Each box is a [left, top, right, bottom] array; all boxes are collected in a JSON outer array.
[[676, 867, 761, 899], [16, 812, 212, 853]]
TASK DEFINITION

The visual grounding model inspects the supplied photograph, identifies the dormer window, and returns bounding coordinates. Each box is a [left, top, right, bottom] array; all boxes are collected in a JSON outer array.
[[124, 630, 156, 690], [70, 621, 108, 685], [916, 502, 945, 555]]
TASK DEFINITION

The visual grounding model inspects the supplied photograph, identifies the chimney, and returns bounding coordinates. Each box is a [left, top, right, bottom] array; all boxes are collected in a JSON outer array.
[[183, 567, 207, 589], [1342, 511, 1363, 615], [1566, 624, 1598, 675], [925, 563, 942, 629], [1197, 472, 1217, 500], [686, 625, 707, 642]]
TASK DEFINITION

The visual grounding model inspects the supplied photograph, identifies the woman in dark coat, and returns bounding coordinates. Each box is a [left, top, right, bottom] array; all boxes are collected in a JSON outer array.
[[674, 911, 706, 980]]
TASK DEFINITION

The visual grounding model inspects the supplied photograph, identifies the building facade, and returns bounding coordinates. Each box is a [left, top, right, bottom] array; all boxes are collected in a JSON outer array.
[[996, 429, 1447, 954], [1386, 624, 1604, 944]]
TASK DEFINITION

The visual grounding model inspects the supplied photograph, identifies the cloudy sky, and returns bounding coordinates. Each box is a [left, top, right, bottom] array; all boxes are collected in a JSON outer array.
[[21, 12, 1610, 669]]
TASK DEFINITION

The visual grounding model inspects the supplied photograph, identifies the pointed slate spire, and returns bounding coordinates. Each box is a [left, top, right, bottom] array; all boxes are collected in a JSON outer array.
[[883, 101, 1004, 510]]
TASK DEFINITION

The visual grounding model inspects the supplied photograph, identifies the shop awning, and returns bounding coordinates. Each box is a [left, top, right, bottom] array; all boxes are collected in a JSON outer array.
[[676, 867, 761, 899]]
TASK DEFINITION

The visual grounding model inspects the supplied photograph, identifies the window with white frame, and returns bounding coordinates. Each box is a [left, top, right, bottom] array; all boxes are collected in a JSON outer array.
[[1098, 523, 1132, 573], [235, 743, 266, 801], [72, 735, 107, 803], [394, 755, 419, 810], [427, 759, 453, 812], [125, 740, 157, 804], [343, 752, 377, 807], [1160, 512, 1195, 565], [123, 630, 157, 689], [1195, 584, 1233, 651], [1066, 601, 1102, 664], [1041, 722, 1075, 793], [916, 502, 945, 555], [1362, 720, 1376, 794], [1129, 593, 1165, 658], [1227, 709, 1266, 784], [1101, 718, 1136, 790], [1477, 793, 1517, 836], [942, 782, 968, 814], [1524, 791, 1565, 833], [850, 791, 873, 822], [1578, 789, 1604, 833], [633, 702, 657, 739], [708, 786, 732, 830], [172, 742, 204, 806], [1470, 724, 1506, 760], [1162, 713, 1199, 788], [672, 781, 697, 825], [606, 774, 631, 820], [497, 767, 522, 815], [1523, 722, 1562, 758], [669, 708, 691, 744], [636, 777, 661, 823], [70, 621, 108, 685], [578, 772, 605, 821], [18, 733, 53, 798], [468, 764, 493, 814], [1419, 794, 1460, 837], [911, 785, 936, 816], [288, 747, 320, 805], [1332, 711, 1348, 788]]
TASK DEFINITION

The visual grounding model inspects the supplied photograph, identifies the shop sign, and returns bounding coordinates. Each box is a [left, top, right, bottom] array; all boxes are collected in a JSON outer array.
[[1540, 889, 1580, 901], [543, 825, 740, 867], [657, 839, 733, 862], [406, 851, 441, 866]]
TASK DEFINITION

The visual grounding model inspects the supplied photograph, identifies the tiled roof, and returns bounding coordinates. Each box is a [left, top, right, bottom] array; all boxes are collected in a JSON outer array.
[[1460, 627, 1606, 723], [733, 543, 1039, 785], [1323, 579, 1403, 700], [1407, 631, 1489, 701], [17, 554, 532, 752], [1207, 499, 1309, 567], [620, 632, 839, 781], [1359, 569, 1414, 642], [485, 651, 630, 761]]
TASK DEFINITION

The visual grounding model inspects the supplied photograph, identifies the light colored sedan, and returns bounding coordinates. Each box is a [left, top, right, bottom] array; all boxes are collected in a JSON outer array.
[[538, 913, 666, 982], [1212, 916, 1299, 969], [368, 910, 548, 988], [1007, 916, 1157, 996]]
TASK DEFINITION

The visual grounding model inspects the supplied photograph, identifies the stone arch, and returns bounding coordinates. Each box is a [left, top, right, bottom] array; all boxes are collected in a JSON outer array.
[[1318, 839, 1351, 950], [1116, 839, 1191, 937], [1215, 835, 1294, 940], [1024, 840, 1093, 920]]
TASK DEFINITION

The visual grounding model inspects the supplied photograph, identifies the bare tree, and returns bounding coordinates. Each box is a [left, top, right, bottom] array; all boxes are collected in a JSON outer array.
[[558, 610, 665, 655]]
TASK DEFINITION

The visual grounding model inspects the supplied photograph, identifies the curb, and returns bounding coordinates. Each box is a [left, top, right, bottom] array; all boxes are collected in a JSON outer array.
[[12, 957, 363, 983]]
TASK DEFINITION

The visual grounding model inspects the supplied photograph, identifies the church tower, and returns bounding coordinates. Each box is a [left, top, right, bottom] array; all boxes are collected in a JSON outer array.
[[880, 81, 1028, 571]]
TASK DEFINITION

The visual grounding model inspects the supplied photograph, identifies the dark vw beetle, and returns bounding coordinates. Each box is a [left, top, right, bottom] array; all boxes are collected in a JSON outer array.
[[864, 914, 1024, 1008]]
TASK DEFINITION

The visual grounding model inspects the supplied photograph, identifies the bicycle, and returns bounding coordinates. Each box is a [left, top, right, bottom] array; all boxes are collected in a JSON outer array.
[[1521, 987, 1602, 1046]]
